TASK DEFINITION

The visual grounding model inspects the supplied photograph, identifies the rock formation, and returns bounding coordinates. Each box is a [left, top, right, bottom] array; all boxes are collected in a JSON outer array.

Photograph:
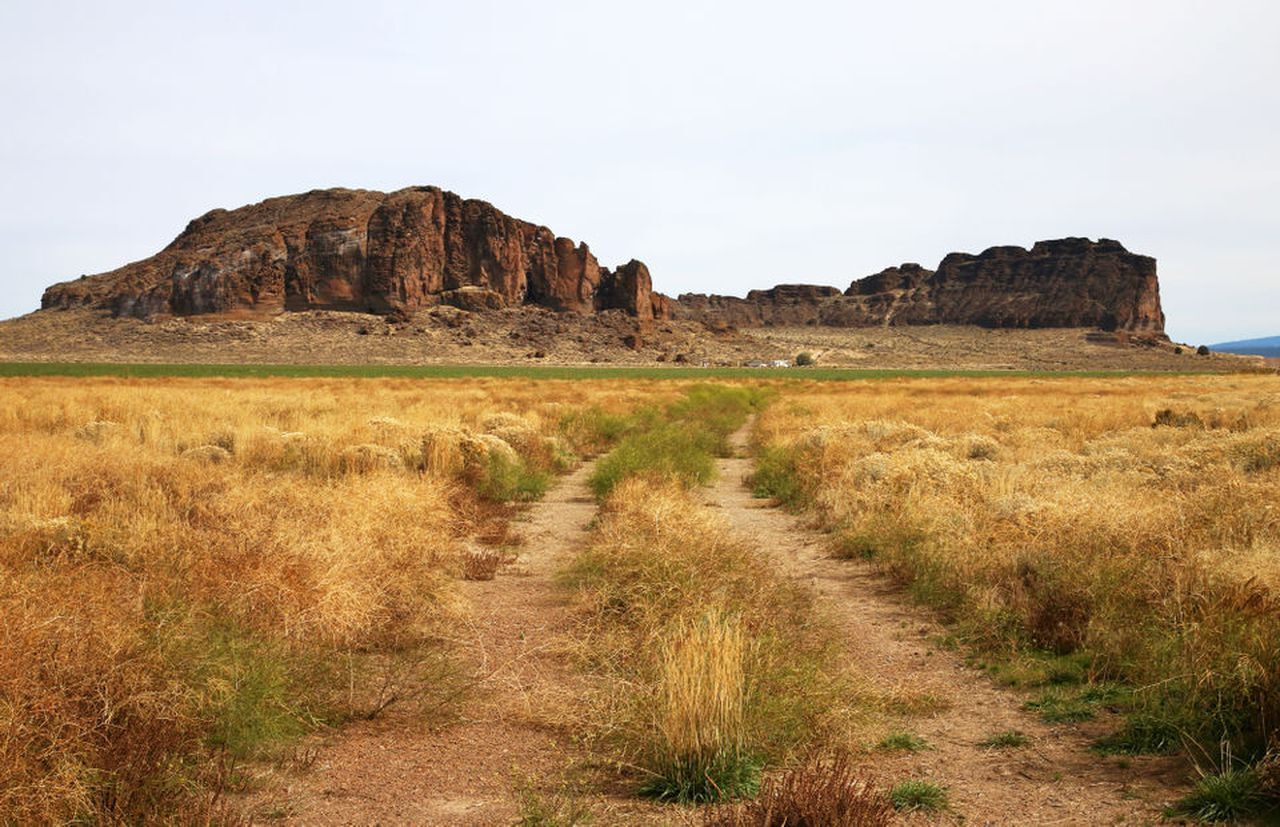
[[41, 187, 666, 320], [673, 238, 1165, 333], [38, 185, 1164, 334]]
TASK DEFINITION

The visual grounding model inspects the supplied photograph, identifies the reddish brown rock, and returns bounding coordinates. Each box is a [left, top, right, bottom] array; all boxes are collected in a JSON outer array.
[[672, 238, 1165, 333], [40, 187, 661, 320], [439, 287, 506, 312], [39, 191, 1162, 337], [596, 260, 656, 320]]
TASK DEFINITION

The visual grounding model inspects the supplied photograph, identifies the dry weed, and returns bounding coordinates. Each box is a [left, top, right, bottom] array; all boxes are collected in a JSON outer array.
[[703, 754, 891, 826]]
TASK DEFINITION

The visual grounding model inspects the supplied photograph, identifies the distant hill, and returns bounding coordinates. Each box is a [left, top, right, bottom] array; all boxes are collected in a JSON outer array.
[[1211, 335, 1280, 358]]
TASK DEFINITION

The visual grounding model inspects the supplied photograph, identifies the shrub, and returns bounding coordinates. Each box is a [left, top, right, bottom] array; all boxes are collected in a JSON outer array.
[[181, 444, 232, 464], [462, 548, 506, 581], [749, 446, 807, 506], [340, 443, 404, 473], [795, 352, 816, 366], [703, 754, 891, 826], [477, 450, 550, 502], [515, 783, 594, 826], [1152, 408, 1203, 428], [557, 405, 641, 456], [589, 385, 765, 498], [1009, 558, 1090, 655], [1198, 345, 1212, 356]]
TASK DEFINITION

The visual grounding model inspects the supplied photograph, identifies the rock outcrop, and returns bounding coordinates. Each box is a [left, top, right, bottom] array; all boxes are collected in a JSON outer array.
[[672, 238, 1165, 333], [41, 187, 668, 320], [38, 186, 1164, 335]]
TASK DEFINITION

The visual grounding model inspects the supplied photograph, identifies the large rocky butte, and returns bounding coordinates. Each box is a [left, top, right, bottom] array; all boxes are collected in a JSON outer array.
[[40, 186, 1165, 335]]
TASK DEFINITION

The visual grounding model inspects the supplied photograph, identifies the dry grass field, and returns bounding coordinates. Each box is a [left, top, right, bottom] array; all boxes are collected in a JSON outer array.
[[753, 374, 1280, 818], [4, 371, 1280, 823], [0, 376, 676, 822]]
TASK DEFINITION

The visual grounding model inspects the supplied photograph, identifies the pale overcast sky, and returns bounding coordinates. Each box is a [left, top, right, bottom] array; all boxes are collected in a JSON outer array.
[[1, 0, 1276, 344]]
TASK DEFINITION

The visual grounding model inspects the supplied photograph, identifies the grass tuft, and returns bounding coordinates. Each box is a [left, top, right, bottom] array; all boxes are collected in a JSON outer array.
[[889, 780, 948, 812], [462, 548, 507, 581], [641, 610, 760, 804], [1167, 768, 1270, 822]]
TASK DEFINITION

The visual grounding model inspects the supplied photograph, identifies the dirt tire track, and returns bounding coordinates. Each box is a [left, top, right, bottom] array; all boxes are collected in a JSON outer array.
[[241, 459, 670, 825], [708, 421, 1188, 825]]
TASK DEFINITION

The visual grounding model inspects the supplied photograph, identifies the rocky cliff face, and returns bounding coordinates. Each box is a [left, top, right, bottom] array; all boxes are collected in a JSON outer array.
[[673, 238, 1165, 333], [39, 187, 1164, 335], [41, 187, 667, 319]]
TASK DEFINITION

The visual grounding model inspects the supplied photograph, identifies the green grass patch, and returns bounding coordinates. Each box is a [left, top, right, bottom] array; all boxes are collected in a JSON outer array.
[[980, 649, 1092, 689], [588, 385, 766, 498], [589, 423, 719, 497], [876, 731, 930, 752], [979, 730, 1030, 749], [750, 445, 807, 505], [640, 750, 762, 804], [1024, 689, 1097, 723], [889, 780, 948, 812], [478, 451, 551, 503], [1091, 713, 1184, 756]]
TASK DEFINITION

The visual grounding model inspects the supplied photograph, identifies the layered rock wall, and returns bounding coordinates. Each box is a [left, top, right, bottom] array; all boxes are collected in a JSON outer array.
[[41, 187, 660, 319], [39, 186, 1164, 334], [672, 238, 1164, 333]]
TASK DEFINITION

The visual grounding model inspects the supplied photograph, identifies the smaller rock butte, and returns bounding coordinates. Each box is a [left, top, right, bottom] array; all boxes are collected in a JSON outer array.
[[673, 238, 1164, 333], [40, 187, 1164, 334]]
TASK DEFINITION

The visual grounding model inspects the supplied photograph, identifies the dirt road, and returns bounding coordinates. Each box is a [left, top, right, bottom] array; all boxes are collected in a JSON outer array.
[[706, 422, 1187, 825]]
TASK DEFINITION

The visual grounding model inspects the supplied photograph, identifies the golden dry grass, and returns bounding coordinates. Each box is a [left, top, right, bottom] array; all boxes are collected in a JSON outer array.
[[754, 375, 1280, 756], [0, 376, 673, 823], [653, 610, 750, 791], [565, 477, 847, 802]]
